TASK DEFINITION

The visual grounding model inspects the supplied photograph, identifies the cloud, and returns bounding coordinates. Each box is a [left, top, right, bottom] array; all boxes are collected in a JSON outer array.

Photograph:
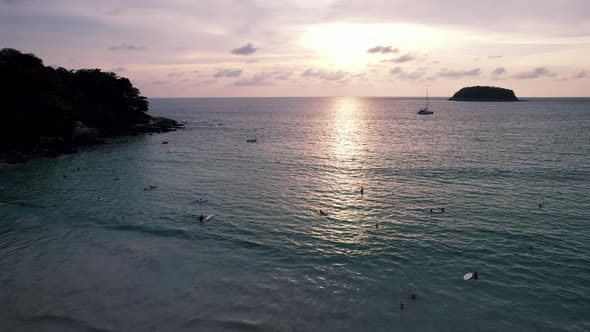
[[108, 43, 145, 51], [0, 0, 32, 3], [321, 71, 347, 81], [389, 66, 425, 80], [302, 69, 320, 77], [385, 53, 415, 63], [104, 8, 123, 16], [195, 79, 217, 86], [231, 43, 257, 55], [108, 67, 126, 73], [402, 72, 425, 80], [354, 73, 368, 81], [273, 71, 293, 80], [367, 45, 399, 54], [572, 70, 586, 79], [390, 67, 403, 75], [326, 1, 590, 38], [233, 71, 292, 86], [513, 67, 555, 79], [438, 68, 481, 78], [488, 55, 503, 59], [302, 69, 348, 81], [234, 72, 274, 86], [213, 68, 242, 78], [492, 67, 507, 75], [168, 72, 184, 77]]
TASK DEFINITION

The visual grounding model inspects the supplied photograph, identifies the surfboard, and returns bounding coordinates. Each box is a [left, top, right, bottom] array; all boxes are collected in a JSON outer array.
[[463, 272, 473, 280], [196, 198, 208, 204], [203, 214, 214, 221]]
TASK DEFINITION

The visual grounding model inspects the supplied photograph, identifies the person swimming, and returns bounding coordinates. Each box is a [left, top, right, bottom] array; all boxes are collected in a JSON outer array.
[[441, 207, 445, 213], [319, 210, 327, 216], [360, 186, 364, 195]]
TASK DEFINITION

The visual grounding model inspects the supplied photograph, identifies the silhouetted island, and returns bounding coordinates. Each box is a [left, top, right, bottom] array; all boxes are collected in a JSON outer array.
[[0, 48, 182, 164], [449, 86, 519, 101]]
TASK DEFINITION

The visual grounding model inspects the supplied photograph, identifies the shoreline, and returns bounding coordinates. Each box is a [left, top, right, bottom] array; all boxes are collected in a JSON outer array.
[[0, 116, 183, 166]]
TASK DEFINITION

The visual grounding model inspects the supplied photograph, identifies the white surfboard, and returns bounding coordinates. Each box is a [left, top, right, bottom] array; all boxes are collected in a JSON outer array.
[[203, 214, 214, 221], [463, 272, 473, 280]]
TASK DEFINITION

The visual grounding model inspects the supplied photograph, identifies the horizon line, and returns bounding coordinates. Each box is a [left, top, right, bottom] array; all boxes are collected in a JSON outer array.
[[147, 96, 590, 99]]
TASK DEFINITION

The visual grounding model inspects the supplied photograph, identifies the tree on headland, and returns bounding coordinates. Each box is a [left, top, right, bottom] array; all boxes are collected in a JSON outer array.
[[0, 48, 163, 154]]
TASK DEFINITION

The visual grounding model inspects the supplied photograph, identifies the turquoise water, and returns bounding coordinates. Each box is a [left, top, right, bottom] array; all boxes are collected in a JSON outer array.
[[1, 97, 589, 331]]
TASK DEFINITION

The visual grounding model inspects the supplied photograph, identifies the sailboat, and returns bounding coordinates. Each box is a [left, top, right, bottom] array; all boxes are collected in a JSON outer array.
[[417, 90, 433, 115]]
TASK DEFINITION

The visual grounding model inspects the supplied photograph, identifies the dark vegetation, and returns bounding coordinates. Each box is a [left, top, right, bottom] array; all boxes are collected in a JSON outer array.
[[449, 86, 519, 101], [0, 48, 181, 164]]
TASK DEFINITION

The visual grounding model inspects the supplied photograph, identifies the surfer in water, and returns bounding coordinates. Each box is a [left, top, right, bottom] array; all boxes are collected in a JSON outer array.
[[319, 210, 327, 216], [360, 186, 364, 195], [473, 272, 478, 280], [199, 214, 205, 222]]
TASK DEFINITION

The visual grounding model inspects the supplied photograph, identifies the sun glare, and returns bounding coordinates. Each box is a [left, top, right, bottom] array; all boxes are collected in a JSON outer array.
[[298, 23, 445, 69], [299, 23, 470, 70], [330, 97, 361, 160]]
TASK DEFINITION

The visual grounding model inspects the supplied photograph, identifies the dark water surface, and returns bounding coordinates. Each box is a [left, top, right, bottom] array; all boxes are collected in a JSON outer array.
[[1, 97, 589, 331]]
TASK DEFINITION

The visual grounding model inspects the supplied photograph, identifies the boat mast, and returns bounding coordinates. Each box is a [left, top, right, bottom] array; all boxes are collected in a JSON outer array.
[[426, 89, 429, 109]]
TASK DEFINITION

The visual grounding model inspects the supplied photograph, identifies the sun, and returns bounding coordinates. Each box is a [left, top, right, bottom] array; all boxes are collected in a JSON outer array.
[[298, 23, 448, 70], [299, 23, 381, 69]]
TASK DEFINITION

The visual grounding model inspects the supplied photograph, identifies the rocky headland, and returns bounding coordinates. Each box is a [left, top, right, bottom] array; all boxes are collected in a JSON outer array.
[[0, 48, 182, 165]]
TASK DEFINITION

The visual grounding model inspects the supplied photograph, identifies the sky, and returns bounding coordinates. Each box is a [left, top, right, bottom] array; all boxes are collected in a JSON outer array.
[[1, 0, 589, 97]]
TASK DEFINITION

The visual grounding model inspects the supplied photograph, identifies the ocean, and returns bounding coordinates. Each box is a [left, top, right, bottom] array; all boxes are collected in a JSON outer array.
[[1, 97, 589, 331]]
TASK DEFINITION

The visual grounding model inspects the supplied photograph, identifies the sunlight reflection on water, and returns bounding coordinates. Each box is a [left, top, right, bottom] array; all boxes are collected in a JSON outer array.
[[1, 97, 589, 331]]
